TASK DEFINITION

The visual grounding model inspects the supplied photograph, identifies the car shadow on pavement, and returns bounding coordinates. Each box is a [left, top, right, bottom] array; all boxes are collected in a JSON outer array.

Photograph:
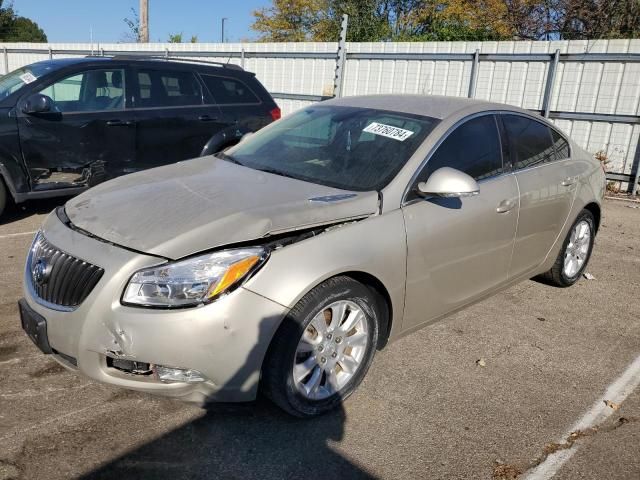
[[81, 400, 374, 480], [80, 315, 376, 480]]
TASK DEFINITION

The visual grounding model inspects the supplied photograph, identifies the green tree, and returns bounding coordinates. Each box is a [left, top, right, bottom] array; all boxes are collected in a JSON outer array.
[[0, 0, 47, 42], [252, 0, 334, 41], [168, 32, 183, 43], [252, 0, 640, 41]]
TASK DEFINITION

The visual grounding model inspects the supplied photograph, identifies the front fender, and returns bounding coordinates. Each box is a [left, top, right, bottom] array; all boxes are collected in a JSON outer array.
[[243, 211, 408, 340]]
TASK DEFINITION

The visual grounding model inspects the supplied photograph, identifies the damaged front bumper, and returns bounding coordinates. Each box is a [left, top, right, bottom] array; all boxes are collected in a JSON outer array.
[[21, 211, 288, 404]]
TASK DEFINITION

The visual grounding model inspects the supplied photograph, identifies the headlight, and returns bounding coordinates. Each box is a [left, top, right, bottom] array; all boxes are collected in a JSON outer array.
[[122, 247, 268, 308]]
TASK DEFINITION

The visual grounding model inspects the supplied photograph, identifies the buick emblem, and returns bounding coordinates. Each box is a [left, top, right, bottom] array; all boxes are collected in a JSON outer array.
[[32, 258, 50, 286]]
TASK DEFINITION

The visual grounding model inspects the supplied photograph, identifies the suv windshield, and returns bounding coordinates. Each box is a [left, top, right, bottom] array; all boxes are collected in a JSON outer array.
[[0, 63, 61, 99], [225, 106, 439, 191]]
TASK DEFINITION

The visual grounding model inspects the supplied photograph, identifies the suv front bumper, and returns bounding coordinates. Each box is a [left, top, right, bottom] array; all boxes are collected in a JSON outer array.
[[21, 211, 288, 404]]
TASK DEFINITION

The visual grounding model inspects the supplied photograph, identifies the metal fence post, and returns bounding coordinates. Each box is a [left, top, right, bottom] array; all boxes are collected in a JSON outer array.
[[100, 47, 104, 57], [468, 49, 479, 98], [48, 46, 53, 60], [542, 49, 560, 117], [333, 14, 349, 98], [165, 48, 169, 59], [241, 48, 245, 69], [2, 47, 7, 74]]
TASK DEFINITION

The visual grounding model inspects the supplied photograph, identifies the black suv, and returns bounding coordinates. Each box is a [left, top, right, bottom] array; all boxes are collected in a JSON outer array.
[[0, 56, 280, 219]]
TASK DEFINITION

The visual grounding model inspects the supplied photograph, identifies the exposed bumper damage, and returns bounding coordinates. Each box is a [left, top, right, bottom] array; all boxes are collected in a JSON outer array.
[[22, 211, 291, 403]]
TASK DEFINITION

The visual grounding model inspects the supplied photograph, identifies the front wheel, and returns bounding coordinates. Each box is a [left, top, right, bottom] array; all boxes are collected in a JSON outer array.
[[541, 209, 595, 287], [0, 178, 7, 220], [261, 276, 380, 417]]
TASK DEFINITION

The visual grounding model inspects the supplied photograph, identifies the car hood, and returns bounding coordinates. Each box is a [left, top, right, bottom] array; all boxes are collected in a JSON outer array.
[[64, 157, 379, 259]]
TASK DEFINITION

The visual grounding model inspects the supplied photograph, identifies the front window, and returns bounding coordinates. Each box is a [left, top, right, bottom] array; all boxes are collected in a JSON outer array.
[[39, 69, 125, 112], [224, 106, 438, 191]]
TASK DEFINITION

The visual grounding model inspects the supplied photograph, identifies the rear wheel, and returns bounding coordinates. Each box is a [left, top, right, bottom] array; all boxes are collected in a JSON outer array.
[[261, 276, 380, 417], [541, 209, 595, 287]]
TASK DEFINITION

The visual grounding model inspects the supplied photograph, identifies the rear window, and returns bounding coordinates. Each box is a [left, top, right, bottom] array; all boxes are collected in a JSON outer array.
[[136, 69, 203, 108], [201, 75, 260, 105], [503, 114, 555, 170]]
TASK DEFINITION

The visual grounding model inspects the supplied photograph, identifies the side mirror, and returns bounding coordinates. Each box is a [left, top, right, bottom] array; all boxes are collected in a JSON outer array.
[[21, 93, 53, 114], [417, 167, 480, 198]]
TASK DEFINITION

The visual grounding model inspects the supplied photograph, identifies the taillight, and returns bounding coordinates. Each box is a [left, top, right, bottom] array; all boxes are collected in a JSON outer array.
[[270, 107, 281, 121]]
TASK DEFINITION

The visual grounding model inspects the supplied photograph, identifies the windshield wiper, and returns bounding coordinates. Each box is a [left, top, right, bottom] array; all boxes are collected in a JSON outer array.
[[254, 167, 301, 181], [215, 152, 244, 166]]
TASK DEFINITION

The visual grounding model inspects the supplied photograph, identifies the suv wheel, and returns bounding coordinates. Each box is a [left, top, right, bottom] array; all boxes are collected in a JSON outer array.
[[262, 276, 380, 417], [0, 178, 7, 220]]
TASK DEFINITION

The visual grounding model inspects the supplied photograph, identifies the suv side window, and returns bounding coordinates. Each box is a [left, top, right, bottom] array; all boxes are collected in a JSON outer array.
[[503, 114, 556, 169], [418, 115, 503, 184], [136, 69, 202, 108], [201, 75, 260, 105], [39, 69, 125, 112], [551, 129, 570, 160]]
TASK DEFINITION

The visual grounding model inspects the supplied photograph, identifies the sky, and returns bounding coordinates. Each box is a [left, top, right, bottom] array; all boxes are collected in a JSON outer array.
[[11, 0, 272, 43]]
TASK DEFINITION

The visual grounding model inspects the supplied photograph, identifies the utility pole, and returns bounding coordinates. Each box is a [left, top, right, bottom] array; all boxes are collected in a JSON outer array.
[[221, 17, 228, 43], [139, 0, 149, 42]]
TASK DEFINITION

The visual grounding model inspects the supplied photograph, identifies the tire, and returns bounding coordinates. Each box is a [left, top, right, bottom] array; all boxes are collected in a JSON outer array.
[[261, 276, 380, 417], [0, 178, 7, 220], [541, 209, 595, 287]]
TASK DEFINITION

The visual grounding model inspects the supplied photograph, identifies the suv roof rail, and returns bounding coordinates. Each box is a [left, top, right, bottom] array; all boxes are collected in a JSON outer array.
[[86, 54, 244, 71]]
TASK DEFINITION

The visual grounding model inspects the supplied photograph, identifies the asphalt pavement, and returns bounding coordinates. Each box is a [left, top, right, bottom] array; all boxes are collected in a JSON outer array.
[[0, 197, 638, 480]]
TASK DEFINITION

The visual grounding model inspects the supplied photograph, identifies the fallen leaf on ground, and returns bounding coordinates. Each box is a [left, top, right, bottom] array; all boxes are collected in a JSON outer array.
[[604, 400, 620, 410], [476, 358, 486, 367], [583, 272, 596, 280], [537, 317, 546, 322]]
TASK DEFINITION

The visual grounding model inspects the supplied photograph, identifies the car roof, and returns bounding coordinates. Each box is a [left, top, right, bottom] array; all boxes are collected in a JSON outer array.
[[323, 94, 532, 120], [26, 56, 246, 74]]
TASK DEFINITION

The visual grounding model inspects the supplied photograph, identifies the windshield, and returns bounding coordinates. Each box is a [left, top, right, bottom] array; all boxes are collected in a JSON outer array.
[[225, 106, 439, 191], [0, 63, 61, 99]]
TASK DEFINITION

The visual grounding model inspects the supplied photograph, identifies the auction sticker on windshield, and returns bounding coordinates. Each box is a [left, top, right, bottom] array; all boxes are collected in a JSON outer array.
[[19, 72, 37, 84], [363, 122, 414, 141]]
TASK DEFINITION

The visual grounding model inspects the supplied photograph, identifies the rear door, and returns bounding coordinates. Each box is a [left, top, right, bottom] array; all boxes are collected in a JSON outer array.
[[17, 65, 136, 188], [501, 114, 576, 277], [132, 66, 224, 170], [402, 114, 519, 330]]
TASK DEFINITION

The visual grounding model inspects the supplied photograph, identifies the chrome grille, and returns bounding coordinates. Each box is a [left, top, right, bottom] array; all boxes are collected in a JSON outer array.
[[27, 232, 104, 308]]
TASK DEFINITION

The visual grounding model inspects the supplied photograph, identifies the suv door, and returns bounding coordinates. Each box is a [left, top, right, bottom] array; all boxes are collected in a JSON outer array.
[[16, 66, 136, 189], [500, 114, 576, 278], [402, 114, 519, 330], [132, 67, 224, 169]]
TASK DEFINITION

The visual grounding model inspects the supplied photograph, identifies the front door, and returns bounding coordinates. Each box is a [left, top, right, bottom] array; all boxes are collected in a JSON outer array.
[[402, 114, 519, 330], [132, 67, 225, 170], [17, 66, 136, 189]]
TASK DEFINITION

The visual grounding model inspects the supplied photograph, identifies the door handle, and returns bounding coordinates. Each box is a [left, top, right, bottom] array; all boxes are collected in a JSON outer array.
[[561, 176, 577, 186], [198, 115, 218, 122], [496, 199, 516, 213], [106, 120, 135, 127]]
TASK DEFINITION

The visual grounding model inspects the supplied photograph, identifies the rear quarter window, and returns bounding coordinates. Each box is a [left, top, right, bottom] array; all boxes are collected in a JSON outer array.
[[503, 114, 556, 170], [201, 75, 260, 105], [551, 129, 571, 160]]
